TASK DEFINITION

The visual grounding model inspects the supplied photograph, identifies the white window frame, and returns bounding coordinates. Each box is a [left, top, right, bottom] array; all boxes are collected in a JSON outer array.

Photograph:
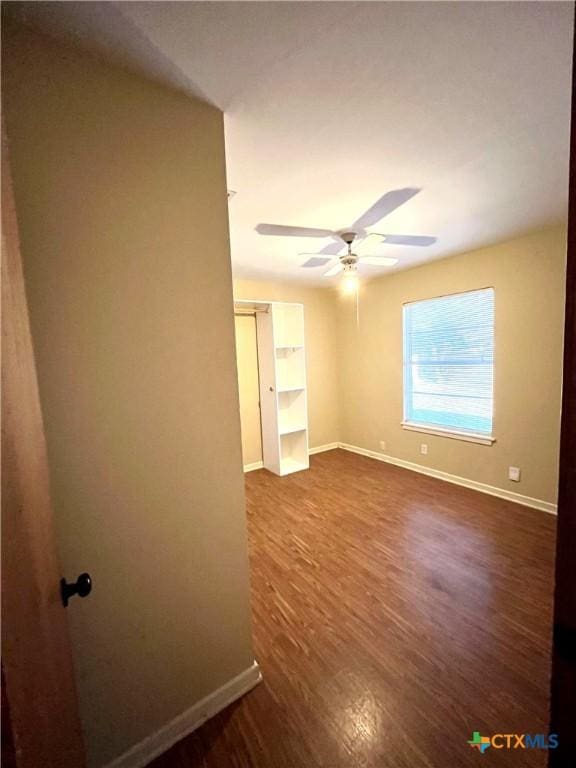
[[402, 288, 496, 446]]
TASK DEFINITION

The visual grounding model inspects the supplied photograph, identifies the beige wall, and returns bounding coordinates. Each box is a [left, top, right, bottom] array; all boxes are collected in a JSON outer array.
[[3, 23, 254, 767], [234, 280, 341, 450], [337, 226, 566, 504]]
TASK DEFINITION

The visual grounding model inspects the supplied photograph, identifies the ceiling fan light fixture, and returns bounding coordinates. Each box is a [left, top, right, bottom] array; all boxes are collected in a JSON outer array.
[[341, 264, 359, 295]]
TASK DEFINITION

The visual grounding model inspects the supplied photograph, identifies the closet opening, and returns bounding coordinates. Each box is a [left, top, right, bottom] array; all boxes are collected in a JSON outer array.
[[233, 300, 309, 476], [234, 305, 265, 472]]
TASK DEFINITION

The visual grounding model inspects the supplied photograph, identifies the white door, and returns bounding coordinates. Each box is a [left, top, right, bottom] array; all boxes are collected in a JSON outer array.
[[2, 132, 86, 768], [234, 315, 263, 467]]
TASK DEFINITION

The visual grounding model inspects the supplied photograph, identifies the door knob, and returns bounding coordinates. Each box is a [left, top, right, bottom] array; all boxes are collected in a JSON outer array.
[[61, 573, 92, 607]]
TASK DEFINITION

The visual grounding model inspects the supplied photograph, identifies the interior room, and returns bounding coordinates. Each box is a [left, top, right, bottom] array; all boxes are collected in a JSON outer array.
[[2, 2, 574, 768]]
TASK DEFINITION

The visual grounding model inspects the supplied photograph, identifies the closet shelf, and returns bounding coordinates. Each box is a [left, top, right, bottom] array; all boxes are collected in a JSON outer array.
[[279, 425, 307, 436], [280, 458, 309, 475], [275, 344, 304, 351], [277, 386, 305, 393]]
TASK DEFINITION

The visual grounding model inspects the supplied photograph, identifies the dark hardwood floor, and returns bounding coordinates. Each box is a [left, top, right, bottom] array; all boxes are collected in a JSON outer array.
[[151, 449, 556, 768]]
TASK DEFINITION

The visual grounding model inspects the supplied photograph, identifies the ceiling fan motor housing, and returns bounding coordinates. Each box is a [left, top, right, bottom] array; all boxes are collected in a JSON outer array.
[[340, 231, 359, 267]]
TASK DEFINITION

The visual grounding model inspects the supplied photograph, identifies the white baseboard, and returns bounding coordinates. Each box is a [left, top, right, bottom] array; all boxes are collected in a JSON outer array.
[[338, 443, 557, 515], [309, 442, 339, 455], [244, 460, 264, 472], [244, 443, 338, 473], [104, 661, 262, 768], [244, 442, 556, 514]]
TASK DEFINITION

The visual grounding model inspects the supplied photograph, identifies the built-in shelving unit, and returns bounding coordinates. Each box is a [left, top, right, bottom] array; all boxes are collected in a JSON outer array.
[[234, 299, 309, 476]]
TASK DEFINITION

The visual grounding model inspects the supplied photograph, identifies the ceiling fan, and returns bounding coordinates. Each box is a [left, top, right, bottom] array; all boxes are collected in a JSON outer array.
[[255, 188, 437, 286]]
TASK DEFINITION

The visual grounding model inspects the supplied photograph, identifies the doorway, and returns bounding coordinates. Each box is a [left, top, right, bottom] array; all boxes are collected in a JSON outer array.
[[234, 314, 263, 469]]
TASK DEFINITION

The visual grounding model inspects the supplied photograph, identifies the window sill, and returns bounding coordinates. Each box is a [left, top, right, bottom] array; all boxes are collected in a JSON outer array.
[[401, 422, 496, 446]]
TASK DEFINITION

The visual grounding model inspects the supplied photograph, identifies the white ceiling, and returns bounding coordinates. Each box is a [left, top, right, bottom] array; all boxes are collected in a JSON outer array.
[[10, 1, 574, 284]]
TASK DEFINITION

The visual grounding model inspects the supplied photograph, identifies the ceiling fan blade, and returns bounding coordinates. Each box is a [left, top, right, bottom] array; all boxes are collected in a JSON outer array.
[[301, 256, 333, 268], [323, 262, 343, 277], [359, 256, 398, 267], [255, 223, 335, 238], [355, 232, 386, 254], [318, 240, 345, 256], [381, 234, 437, 246], [352, 188, 421, 229]]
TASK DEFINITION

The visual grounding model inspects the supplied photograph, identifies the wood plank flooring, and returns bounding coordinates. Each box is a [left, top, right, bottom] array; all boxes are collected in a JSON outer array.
[[151, 449, 556, 768]]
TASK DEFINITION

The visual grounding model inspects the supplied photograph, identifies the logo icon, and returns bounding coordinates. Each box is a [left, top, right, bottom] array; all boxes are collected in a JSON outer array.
[[469, 732, 491, 754]]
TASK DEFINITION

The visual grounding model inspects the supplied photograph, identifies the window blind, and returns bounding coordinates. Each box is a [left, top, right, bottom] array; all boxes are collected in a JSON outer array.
[[403, 288, 495, 435]]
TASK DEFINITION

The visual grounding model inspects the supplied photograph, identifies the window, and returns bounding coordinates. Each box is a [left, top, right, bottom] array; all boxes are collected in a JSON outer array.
[[403, 288, 495, 441]]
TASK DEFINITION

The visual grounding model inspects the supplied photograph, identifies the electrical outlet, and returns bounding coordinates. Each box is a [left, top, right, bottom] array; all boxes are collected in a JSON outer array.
[[420, 443, 428, 455], [508, 466, 521, 482], [379, 440, 386, 452]]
